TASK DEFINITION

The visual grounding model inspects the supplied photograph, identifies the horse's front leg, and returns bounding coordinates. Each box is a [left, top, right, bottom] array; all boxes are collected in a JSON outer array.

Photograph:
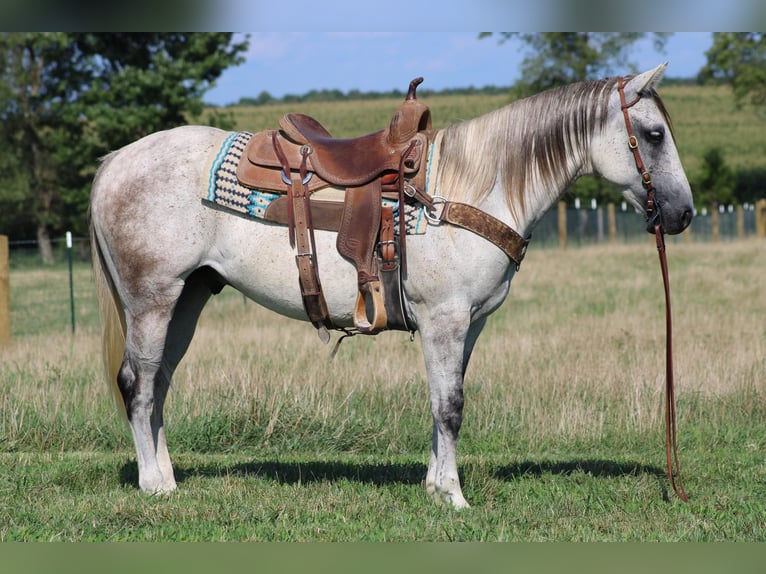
[[421, 315, 486, 510]]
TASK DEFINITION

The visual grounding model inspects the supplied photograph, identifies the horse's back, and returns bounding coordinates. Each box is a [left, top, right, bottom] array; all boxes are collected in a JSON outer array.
[[94, 125, 229, 191]]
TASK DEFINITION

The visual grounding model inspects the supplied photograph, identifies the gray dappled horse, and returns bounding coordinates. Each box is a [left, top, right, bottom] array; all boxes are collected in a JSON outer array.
[[90, 64, 692, 508]]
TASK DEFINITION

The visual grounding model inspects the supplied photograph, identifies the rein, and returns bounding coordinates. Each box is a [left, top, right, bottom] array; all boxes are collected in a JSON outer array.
[[618, 77, 689, 503]]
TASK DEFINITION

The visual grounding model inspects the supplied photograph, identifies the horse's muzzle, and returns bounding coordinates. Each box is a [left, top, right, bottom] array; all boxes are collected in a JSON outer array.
[[646, 203, 693, 235]]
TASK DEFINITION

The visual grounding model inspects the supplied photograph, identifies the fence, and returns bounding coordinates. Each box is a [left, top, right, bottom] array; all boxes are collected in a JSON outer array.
[[2, 198, 765, 342], [1, 234, 96, 341], [534, 199, 765, 248]]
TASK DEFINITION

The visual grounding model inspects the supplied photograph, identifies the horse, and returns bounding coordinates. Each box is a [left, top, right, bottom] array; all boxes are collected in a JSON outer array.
[[89, 64, 693, 509]]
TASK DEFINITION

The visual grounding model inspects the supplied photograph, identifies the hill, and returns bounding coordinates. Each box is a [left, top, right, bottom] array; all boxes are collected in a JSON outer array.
[[223, 84, 765, 185]]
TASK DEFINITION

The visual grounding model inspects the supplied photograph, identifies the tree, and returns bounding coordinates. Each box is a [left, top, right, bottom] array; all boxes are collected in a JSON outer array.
[[480, 33, 670, 98], [0, 33, 248, 262], [694, 147, 735, 209], [700, 32, 766, 108]]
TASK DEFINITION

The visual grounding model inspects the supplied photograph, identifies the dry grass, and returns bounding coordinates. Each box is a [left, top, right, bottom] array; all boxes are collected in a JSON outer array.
[[2, 240, 763, 453]]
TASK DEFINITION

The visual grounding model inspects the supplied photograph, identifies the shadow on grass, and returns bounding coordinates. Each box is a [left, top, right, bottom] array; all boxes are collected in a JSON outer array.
[[119, 459, 428, 488], [493, 459, 671, 501], [119, 457, 667, 496], [492, 459, 665, 481]]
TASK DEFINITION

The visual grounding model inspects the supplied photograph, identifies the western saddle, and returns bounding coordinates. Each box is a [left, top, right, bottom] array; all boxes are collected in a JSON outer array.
[[237, 78, 434, 342]]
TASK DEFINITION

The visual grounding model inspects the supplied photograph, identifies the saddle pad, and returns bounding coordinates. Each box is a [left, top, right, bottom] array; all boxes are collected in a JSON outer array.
[[204, 131, 429, 234]]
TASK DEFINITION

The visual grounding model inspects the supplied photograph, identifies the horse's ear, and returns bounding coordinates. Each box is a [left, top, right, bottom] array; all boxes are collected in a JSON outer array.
[[630, 62, 668, 94]]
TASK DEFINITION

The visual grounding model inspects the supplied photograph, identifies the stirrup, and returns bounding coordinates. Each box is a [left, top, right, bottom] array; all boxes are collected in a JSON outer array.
[[353, 280, 387, 334]]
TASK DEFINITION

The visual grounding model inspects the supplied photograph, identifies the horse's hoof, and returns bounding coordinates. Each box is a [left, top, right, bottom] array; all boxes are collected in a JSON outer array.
[[140, 478, 177, 495], [447, 493, 471, 510]]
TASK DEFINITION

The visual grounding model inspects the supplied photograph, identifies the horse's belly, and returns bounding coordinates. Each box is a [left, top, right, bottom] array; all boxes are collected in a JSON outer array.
[[207, 219, 360, 326]]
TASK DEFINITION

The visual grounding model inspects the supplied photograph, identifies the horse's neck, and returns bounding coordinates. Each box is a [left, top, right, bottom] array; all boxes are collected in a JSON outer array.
[[515, 148, 591, 235], [436, 95, 597, 239]]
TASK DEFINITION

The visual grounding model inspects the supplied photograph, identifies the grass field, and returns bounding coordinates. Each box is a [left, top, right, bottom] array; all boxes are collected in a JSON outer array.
[[1, 240, 764, 541]]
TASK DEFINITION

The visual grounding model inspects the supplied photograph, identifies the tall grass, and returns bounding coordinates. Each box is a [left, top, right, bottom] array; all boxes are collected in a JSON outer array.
[[2, 241, 763, 455]]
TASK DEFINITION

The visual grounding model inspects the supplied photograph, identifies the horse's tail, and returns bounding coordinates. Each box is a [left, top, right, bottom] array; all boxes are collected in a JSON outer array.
[[90, 169, 128, 421]]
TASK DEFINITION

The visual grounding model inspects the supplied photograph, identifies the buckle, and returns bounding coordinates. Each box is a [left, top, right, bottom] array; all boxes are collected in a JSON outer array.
[[423, 195, 447, 225]]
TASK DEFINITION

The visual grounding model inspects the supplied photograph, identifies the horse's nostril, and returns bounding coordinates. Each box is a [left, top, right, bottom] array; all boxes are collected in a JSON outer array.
[[682, 209, 693, 228]]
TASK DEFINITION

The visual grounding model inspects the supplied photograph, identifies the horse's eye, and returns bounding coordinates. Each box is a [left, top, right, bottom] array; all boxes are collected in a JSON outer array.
[[647, 128, 664, 144]]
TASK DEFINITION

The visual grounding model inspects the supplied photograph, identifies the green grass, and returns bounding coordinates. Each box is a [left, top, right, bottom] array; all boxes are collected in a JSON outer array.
[[7, 260, 98, 337], [1, 241, 764, 541], [2, 446, 763, 541]]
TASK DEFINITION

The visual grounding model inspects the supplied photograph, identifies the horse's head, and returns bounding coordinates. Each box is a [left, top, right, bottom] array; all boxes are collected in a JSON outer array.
[[592, 63, 694, 235]]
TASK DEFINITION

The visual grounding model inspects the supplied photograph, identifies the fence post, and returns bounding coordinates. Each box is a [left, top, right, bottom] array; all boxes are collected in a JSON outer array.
[[736, 204, 744, 240], [66, 231, 75, 334], [558, 201, 567, 250], [711, 203, 719, 242], [757, 199, 766, 238], [607, 203, 616, 244], [0, 235, 9, 345]]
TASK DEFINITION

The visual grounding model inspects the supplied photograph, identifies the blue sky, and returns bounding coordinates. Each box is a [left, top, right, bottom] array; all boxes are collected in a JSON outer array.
[[205, 32, 714, 106]]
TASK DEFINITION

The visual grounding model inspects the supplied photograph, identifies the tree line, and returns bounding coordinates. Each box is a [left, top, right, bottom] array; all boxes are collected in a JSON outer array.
[[232, 85, 525, 107], [2, 32, 764, 262]]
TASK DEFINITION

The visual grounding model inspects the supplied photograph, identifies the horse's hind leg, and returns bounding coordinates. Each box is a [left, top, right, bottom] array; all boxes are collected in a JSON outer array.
[[119, 302, 179, 494], [119, 270, 217, 494], [153, 269, 220, 486]]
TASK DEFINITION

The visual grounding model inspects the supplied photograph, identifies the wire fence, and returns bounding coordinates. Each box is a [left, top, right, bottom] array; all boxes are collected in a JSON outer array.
[[2, 201, 764, 339], [4, 235, 98, 338], [532, 201, 761, 248]]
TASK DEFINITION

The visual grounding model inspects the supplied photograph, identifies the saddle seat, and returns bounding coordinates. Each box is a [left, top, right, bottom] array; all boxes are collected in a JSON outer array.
[[238, 77, 432, 191], [279, 102, 429, 187]]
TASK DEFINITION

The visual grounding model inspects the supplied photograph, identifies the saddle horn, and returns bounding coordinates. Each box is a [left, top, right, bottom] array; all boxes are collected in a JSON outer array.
[[407, 77, 424, 100], [390, 77, 431, 145]]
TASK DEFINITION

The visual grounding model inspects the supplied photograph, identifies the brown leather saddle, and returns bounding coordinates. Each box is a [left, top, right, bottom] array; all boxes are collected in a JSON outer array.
[[236, 78, 434, 341]]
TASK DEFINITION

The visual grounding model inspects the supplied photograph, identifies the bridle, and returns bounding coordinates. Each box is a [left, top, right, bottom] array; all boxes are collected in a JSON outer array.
[[617, 76, 662, 234], [617, 77, 689, 503]]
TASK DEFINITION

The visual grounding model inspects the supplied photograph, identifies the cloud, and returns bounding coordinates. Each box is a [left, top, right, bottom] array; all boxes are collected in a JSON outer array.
[[243, 32, 303, 61]]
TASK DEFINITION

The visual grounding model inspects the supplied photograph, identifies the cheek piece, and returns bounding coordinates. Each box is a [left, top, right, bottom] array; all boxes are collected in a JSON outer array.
[[617, 76, 662, 234]]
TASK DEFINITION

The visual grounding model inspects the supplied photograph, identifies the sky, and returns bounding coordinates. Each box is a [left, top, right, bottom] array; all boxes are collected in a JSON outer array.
[[204, 32, 714, 106]]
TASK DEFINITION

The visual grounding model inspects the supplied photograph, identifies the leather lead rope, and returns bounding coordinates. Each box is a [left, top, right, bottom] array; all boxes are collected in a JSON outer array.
[[655, 224, 689, 502], [618, 76, 689, 502]]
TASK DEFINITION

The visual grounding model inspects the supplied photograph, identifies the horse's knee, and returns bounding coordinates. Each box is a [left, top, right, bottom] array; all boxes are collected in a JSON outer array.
[[435, 387, 464, 439]]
